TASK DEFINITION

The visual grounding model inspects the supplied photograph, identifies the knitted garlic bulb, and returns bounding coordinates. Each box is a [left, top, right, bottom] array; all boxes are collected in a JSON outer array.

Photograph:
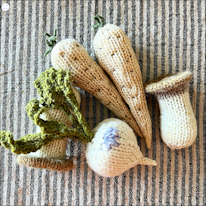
[[145, 71, 197, 150], [85, 118, 156, 177], [17, 86, 81, 171]]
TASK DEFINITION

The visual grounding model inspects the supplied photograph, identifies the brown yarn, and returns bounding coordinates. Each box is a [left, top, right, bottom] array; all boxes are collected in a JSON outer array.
[[17, 155, 73, 172]]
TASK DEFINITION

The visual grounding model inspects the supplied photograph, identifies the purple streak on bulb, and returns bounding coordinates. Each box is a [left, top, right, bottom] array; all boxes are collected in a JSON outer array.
[[100, 127, 121, 151]]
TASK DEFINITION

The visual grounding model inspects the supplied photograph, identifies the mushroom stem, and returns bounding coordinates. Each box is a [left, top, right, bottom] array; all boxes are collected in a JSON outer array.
[[157, 83, 197, 149], [145, 71, 197, 150]]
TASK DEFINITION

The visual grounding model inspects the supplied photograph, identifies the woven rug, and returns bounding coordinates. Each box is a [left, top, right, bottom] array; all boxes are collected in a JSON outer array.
[[0, 0, 205, 205]]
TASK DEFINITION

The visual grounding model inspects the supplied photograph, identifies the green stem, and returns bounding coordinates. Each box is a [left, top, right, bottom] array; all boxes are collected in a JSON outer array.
[[34, 68, 94, 141], [44, 29, 57, 56], [0, 130, 88, 155], [93, 14, 105, 29], [26, 99, 91, 143]]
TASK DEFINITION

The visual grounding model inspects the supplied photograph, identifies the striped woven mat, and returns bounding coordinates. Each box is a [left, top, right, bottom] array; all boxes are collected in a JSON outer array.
[[0, 0, 205, 205]]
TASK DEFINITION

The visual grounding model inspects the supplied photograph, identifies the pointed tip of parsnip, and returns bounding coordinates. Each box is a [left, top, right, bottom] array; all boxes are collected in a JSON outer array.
[[51, 38, 144, 140], [93, 24, 153, 149], [139, 157, 157, 166]]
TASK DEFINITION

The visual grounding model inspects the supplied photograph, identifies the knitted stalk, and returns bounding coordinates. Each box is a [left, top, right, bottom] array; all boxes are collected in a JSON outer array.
[[145, 71, 197, 149], [17, 86, 81, 171], [23, 86, 81, 158]]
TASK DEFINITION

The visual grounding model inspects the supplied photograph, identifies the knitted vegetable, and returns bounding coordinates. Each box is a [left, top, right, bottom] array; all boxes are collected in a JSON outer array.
[[50, 38, 143, 138], [93, 15, 152, 148], [0, 68, 93, 171], [145, 71, 197, 150], [86, 118, 157, 177], [17, 86, 81, 171]]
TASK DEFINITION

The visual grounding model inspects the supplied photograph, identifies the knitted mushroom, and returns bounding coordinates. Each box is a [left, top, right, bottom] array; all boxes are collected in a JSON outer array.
[[17, 86, 81, 172], [145, 71, 197, 149]]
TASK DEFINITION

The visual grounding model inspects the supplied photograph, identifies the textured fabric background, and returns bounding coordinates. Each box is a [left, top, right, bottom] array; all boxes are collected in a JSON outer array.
[[0, 0, 205, 205]]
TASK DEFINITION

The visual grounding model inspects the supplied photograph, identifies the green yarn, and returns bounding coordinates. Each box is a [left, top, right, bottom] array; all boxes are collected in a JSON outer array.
[[0, 131, 60, 155], [0, 68, 94, 155], [44, 29, 57, 56], [93, 14, 105, 29]]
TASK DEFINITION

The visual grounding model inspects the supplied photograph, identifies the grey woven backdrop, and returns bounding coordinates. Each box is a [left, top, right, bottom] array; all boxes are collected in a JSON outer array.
[[0, 0, 205, 205]]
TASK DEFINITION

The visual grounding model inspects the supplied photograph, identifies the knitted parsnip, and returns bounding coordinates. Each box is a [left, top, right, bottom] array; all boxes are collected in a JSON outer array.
[[17, 86, 81, 171], [93, 16, 152, 148], [51, 38, 143, 138], [145, 71, 197, 150], [86, 118, 156, 177]]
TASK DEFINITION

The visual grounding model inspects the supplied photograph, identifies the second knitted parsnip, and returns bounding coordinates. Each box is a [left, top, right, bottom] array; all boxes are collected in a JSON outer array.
[[51, 38, 143, 138], [93, 19, 152, 148]]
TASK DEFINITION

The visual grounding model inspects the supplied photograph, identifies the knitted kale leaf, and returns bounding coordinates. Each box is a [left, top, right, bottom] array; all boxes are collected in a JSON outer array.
[[0, 68, 94, 154]]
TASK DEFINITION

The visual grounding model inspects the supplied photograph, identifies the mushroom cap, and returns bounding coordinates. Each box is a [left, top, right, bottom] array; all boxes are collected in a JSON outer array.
[[144, 71, 193, 94], [17, 155, 73, 172]]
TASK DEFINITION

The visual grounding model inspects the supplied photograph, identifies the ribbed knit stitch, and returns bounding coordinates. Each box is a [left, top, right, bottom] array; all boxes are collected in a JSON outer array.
[[145, 71, 197, 149], [85, 118, 156, 177], [51, 39, 143, 138], [93, 24, 152, 148], [17, 86, 81, 170]]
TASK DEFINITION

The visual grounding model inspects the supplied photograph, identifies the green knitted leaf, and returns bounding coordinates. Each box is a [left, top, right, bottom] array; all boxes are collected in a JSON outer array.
[[0, 68, 94, 155]]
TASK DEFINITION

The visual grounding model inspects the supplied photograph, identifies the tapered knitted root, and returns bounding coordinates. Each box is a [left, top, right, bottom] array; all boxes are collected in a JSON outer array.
[[93, 24, 152, 148], [16, 155, 73, 172], [17, 86, 81, 171], [51, 39, 143, 138], [145, 71, 197, 149], [85, 118, 156, 177]]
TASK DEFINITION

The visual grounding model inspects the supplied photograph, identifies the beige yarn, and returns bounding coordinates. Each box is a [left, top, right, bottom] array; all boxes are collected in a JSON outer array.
[[17, 86, 81, 171], [51, 39, 143, 138], [85, 118, 156, 177], [93, 24, 152, 149], [145, 71, 197, 149]]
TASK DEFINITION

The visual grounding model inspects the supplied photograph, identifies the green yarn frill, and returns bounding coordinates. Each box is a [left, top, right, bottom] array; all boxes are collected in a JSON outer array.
[[0, 68, 94, 155]]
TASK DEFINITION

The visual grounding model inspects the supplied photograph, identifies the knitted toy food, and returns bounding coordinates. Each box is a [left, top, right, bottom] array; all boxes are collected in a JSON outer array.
[[0, 68, 156, 175], [0, 68, 93, 171], [50, 38, 143, 138], [145, 71, 197, 149], [93, 15, 152, 149], [17, 86, 81, 171], [86, 118, 156, 177]]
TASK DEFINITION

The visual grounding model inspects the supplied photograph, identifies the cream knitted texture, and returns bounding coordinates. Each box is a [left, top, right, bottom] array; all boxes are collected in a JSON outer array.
[[51, 39, 143, 138], [93, 24, 152, 149], [145, 71, 197, 149], [85, 118, 156, 177], [23, 86, 81, 160]]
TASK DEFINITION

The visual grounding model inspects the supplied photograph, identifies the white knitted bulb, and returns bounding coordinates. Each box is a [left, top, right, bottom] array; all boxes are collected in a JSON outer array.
[[145, 71, 197, 149], [85, 118, 156, 177]]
